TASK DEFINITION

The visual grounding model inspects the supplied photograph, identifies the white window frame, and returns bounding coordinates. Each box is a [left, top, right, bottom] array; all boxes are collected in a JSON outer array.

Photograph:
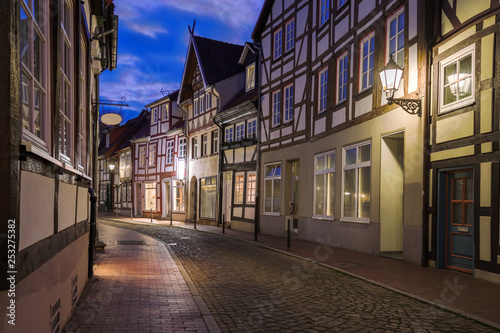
[[336, 52, 348, 104], [193, 91, 199, 116], [272, 89, 282, 127], [318, 67, 328, 113], [342, 141, 371, 223], [439, 44, 475, 114], [246, 63, 255, 91], [200, 92, 206, 114], [247, 172, 256, 204], [211, 130, 218, 154], [247, 119, 257, 139], [139, 145, 146, 167], [126, 151, 131, 177], [78, 34, 87, 172], [201, 133, 208, 157], [314, 151, 335, 219], [173, 179, 185, 212], [234, 172, 245, 204], [206, 92, 212, 110], [166, 140, 174, 164], [178, 137, 186, 158], [225, 127, 233, 143], [274, 27, 282, 59], [235, 122, 245, 141], [284, 84, 294, 123], [148, 143, 156, 167], [285, 18, 295, 52], [192, 137, 198, 158], [264, 163, 281, 215], [152, 107, 158, 123], [320, 0, 329, 26], [162, 103, 169, 121], [359, 32, 375, 92], [386, 6, 405, 67]]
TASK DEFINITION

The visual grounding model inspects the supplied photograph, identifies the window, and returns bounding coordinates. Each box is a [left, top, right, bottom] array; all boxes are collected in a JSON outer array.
[[106, 134, 110, 148], [200, 92, 206, 114], [336, 53, 348, 104], [343, 142, 371, 222], [338, 0, 347, 8], [152, 107, 158, 123], [162, 104, 169, 121], [59, 0, 74, 161], [318, 67, 328, 113], [21, 0, 47, 145], [211, 130, 218, 154], [148, 144, 156, 166], [127, 182, 132, 202], [439, 45, 474, 113], [194, 91, 199, 116], [200, 176, 217, 219], [314, 151, 335, 218], [386, 7, 405, 67], [119, 153, 126, 178], [179, 137, 186, 158], [166, 141, 174, 164], [225, 127, 233, 143], [247, 119, 257, 139], [234, 173, 245, 204], [144, 182, 156, 211], [285, 18, 295, 52], [121, 185, 126, 204], [272, 90, 281, 127], [236, 122, 245, 141], [246, 63, 255, 91], [264, 163, 281, 214], [206, 92, 212, 110], [125, 152, 131, 177], [78, 35, 87, 172], [201, 134, 208, 156], [284, 84, 294, 123], [320, 0, 329, 25], [139, 145, 146, 167], [360, 32, 375, 91], [247, 172, 256, 203], [192, 137, 198, 158], [274, 27, 282, 59], [173, 179, 184, 211]]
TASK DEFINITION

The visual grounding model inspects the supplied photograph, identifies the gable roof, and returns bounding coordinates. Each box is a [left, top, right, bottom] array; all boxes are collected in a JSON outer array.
[[252, 0, 274, 41], [178, 34, 244, 103], [145, 89, 179, 108]]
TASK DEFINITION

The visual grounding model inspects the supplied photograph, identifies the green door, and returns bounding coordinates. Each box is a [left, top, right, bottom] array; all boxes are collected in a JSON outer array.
[[446, 170, 474, 273]]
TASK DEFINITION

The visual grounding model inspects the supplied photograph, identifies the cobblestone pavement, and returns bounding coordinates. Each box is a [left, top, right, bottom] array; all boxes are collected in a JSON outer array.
[[100, 220, 497, 333]]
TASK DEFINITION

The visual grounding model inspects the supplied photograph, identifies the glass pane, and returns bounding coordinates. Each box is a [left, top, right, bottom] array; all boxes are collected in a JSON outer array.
[[445, 63, 457, 84], [316, 156, 325, 171], [370, 37, 375, 53], [20, 7, 30, 68], [358, 167, 370, 218], [359, 144, 370, 162], [452, 203, 463, 224], [327, 172, 335, 216], [465, 203, 473, 225], [465, 178, 473, 201], [34, 31, 41, 82], [21, 73, 30, 131], [444, 84, 456, 105], [265, 180, 272, 212], [459, 55, 472, 75], [389, 38, 396, 57], [315, 174, 325, 215], [390, 18, 396, 37], [345, 148, 356, 165], [327, 153, 335, 169], [452, 178, 463, 200], [344, 169, 355, 217], [363, 41, 368, 56], [397, 32, 404, 51], [398, 13, 405, 32], [458, 77, 472, 100], [275, 165, 281, 177], [273, 179, 281, 213], [34, 86, 41, 138]]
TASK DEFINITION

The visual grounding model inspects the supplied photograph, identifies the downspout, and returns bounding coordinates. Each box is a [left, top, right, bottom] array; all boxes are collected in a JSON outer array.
[[253, 41, 262, 241], [179, 102, 192, 222], [213, 115, 223, 227]]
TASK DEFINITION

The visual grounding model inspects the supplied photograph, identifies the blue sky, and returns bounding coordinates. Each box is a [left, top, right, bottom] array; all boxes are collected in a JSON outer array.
[[99, 0, 264, 122]]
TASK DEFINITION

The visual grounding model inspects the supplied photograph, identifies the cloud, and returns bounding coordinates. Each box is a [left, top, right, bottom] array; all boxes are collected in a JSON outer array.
[[118, 54, 141, 66], [126, 22, 167, 38]]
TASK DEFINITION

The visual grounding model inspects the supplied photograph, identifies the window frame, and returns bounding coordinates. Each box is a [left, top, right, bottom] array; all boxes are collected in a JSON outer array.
[[313, 150, 336, 219], [162, 103, 169, 121], [139, 145, 146, 168], [272, 89, 282, 127], [192, 137, 198, 159], [152, 107, 158, 124], [234, 172, 245, 204], [359, 31, 375, 92], [264, 163, 281, 215], [337, 0, 348, 9], [201, 133, 208, 157], [246, 63, 256, 91], [178, 137, 186, 158], [236, 122, 245, 141], [284, 83, 294, 123], [342, 141, 371, 223], [247, 118, 257, 139], [246, 172, 256, 204], [385, 6, 405, 67], [285, 17, 295, 52], [225, 126, 234, 143], [438, 44, 475, 114], [336, 52, 348, 104], [199, 176, 217, 219], [319, 0, 330, 26], [211, 130, 218, 154], [273, 26, 283, 60], [193, 91, 199, 117], [166, 140, 174, 164], [148, 143, 156, 167], [318, 66, 328, 113]]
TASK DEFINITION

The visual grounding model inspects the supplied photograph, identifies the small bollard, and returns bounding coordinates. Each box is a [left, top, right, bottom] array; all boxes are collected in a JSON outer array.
[[170, 209, 173, 226], [150, 208, 153, 223], [222, 214, 225, 234], [287, 218, 291, 250]]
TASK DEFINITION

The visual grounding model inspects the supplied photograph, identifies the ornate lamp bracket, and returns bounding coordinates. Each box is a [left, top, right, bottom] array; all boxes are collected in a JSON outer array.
[[388, 98, 421, 117]]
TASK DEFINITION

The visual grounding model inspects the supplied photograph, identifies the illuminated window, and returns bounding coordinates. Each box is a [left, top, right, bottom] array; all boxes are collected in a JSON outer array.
[[166, 140, 174, 164], [200, 176, 216, 219], [152, 107, 158, 123], [148, 144, 156, 166], [360, 32, 375, 91], [234, 173, 244, 204], [343, 142, 371, 222], [162, 104, 169, 120], [139, 145, 146, 167], [247, 172, 256, 203], [246, 63, 255, 91], [314, 151, 335, 218], [386, 7, 405, 67], [318, 67, 328, 113], [336, 53, 348, 104], [178, 137, 186, 158], [264, 163, 281, 214]]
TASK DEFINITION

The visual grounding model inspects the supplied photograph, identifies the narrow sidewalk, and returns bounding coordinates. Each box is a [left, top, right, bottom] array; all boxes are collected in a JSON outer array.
[[64, 224, 218, 333], [101, 213, 500, 330]]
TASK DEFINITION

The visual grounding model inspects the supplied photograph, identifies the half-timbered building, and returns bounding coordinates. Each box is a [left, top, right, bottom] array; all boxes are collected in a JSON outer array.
[[132, 91, 186, 220], [0, 0, 119, 330], [253, 0, 431, 264], [177, 32, 245, 225], [426, 1, 500, 282], [214, 42, 259, 232]]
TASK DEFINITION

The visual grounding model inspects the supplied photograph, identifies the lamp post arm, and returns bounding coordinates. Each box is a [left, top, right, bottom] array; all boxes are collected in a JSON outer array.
[[387, 98, 422, 117]]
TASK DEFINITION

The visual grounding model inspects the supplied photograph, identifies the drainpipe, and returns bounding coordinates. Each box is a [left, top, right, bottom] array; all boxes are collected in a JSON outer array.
[[180, 103, 192, 223], [213, 116, 223, 228], [253, 41, 262, 242]]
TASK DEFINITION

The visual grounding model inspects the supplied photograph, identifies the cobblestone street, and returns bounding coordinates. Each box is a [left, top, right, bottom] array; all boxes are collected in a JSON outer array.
[[99, 220, 496, 333]]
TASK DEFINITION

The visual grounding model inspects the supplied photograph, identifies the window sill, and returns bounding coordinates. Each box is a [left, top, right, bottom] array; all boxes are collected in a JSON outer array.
[[340, 217, 370, 224], [313, 215, 335, 221], [263, 212, 280, 216]]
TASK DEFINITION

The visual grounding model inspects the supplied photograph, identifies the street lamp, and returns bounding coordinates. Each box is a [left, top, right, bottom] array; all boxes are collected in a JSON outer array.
[[108, 163, 115, 212], [379, 57, 421, 116]]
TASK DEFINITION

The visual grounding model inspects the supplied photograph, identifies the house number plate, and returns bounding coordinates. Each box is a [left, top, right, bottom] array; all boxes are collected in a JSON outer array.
[[457, 227, 469, 233]]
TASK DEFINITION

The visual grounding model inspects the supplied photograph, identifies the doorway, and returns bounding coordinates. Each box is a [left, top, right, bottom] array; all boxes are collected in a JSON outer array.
[[222, 172, 232, 225], [380, 132, 404, 257], [162, 179, 171, 218], [135, 183, 142, 216]]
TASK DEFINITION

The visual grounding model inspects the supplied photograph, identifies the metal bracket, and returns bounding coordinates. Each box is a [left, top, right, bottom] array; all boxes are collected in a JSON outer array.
[[388, 98, 421, 117]]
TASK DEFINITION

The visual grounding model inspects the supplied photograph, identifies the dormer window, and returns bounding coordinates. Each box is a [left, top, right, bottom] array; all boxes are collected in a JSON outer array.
[[162, 104, 169, 121], [152, 107, 158, 123], [246, 63, 255, 91]]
